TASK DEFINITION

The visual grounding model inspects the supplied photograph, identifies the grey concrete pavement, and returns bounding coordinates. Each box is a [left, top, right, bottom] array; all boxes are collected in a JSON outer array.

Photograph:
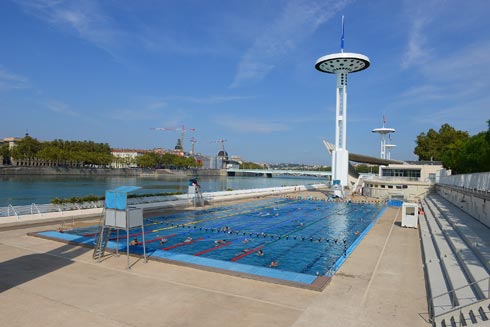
[[0, 204, 429, 327]]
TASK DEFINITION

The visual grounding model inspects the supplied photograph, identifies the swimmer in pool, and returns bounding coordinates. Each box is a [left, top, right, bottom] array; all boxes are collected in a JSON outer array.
[[269, 261, 278, 268]]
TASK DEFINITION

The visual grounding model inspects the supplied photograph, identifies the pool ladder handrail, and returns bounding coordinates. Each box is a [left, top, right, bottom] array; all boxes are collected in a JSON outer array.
[[7, 204, 18, 219], [31, 203, 41, 216]]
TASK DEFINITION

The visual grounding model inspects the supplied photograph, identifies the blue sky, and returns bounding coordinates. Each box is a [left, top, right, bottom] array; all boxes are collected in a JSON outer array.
[[1, 0, 489, 165]]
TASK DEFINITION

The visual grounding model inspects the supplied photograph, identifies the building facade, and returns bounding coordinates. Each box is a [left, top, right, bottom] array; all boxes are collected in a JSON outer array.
[[111, 149, 147, 168], [361, 162, 449, 201]]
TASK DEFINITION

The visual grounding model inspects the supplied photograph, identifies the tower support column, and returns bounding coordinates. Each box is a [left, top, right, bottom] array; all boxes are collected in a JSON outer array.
[[333, 70, 349, 186], [381, 134, 386, 159], [315, 51, 370, 195]]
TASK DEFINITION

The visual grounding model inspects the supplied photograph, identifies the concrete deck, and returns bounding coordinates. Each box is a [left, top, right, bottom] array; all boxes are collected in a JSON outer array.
[[0, 204, 429, 327]]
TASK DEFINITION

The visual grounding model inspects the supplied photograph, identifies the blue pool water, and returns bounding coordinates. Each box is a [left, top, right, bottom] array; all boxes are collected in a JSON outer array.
[[45, 198, 383, 279]]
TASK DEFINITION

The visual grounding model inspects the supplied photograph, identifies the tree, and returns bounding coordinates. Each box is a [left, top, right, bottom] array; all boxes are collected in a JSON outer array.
[[240, 161, 264, 169], [10, 135, 43, 159], [136, 152, 161, 168], [1, 143, 10, 164], [414, 121, 490, 173], [414, 123, 469, 163], [455, 130, 490, 173], [354, 164, 378, 174]]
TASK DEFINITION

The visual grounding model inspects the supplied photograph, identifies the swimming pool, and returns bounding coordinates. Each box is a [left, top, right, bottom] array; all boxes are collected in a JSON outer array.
[[36, 198, 384, 287]]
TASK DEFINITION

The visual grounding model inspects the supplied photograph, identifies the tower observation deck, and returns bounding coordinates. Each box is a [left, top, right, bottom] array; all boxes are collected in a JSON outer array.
[[315, 17, 370, 189], [372, 117, 396, 160]]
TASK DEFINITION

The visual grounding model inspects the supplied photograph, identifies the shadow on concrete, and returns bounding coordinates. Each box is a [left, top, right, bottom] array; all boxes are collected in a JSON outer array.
[[0, 240, 90, 293], [418, 312, 431, 324]]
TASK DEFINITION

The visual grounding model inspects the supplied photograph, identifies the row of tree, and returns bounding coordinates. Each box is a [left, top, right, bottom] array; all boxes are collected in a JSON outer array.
[[1, 136, 113, 166], [136, 152, 200, 168], [1, 136, 200, 168], [414, 121, 490, 174], [239, 161, 265, 169]]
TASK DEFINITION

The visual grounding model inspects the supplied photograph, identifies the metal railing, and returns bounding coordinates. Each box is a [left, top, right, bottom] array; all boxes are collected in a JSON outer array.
[[0, 201, 105, 219], [30, 203, 41, 215], [7, 204, 18, 219], [0, 195, 184, 218], [429, 276, 490, 321], [1, 184, 329, 219]]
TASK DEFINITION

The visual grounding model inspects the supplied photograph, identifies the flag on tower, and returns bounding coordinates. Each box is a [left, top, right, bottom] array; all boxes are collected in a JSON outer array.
[[383, 115, 386, 125], [341, 16, 345, 52]]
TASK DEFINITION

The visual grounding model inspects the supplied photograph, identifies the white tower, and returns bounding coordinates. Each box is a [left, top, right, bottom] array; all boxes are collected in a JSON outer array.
[[372, 117, 395, 159], [315, 16, 370, 188], [384, 143, 396, 160]]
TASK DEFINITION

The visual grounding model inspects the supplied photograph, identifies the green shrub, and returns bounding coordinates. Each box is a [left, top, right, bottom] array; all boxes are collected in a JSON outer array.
[[50, 191, 182, 204]]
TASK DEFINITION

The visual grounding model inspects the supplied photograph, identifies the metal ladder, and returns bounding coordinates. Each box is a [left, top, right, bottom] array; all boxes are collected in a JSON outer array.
[[93, 226, 112, 260]]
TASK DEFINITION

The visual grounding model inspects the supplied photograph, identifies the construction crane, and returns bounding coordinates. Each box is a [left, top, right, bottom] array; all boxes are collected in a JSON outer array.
[[150, 125, 195, 153], [209, 139, 228, 169], [190, 137, 198, 156], [209, 139, 228, 155]]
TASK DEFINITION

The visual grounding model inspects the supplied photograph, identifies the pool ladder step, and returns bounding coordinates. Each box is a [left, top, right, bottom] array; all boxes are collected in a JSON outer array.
[[93, 226, 112, 260]]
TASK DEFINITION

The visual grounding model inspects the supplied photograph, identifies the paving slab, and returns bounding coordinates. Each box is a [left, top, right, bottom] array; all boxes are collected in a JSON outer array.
[[0, 203, 429, 327], [291, 207, 430, 327]]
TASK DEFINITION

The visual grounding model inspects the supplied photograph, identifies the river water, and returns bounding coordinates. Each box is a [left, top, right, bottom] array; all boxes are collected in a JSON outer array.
[[0, 175, 326, 206]]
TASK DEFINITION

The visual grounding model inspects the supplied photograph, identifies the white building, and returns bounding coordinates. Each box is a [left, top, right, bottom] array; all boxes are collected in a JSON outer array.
[[360, 161, 449, 201], [111, 149, 146, 168], [1, 137, 22, 150]]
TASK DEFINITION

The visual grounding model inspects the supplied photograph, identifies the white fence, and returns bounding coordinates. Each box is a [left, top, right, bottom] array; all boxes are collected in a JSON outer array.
[[0, 184, 328, 219], [439, 172, 490, 193]]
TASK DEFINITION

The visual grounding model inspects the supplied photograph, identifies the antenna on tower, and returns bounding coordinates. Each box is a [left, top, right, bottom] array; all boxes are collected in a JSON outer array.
[[341, 15, 345, 53]]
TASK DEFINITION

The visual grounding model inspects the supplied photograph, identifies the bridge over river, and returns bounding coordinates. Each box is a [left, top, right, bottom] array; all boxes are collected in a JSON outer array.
[[226, 168, 331, 178]]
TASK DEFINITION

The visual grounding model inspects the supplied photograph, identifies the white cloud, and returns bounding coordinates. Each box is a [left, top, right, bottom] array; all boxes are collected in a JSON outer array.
[[12, 0, 222, 61], [420, 41, 490, 83], [216, 116, 289, 133], [169, 95, 254, 104], [412, 96, 490, 133], [0, 67, 28, 91], [46, 100, 79, 117], [147, 101, 167, 110], [13, 0, 127, 59], [401, 16, 431, 69], [394, 40, 490, 109], [231, 0, 352, 87], [103, 100, 192, 125]]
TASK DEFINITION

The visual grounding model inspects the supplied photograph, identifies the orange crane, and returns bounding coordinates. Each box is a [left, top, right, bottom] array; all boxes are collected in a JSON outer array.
[[150, 125, 195, 153]]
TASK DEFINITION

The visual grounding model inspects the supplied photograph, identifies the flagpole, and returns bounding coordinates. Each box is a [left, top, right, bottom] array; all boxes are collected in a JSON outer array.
[[341, 15, 345, 53]]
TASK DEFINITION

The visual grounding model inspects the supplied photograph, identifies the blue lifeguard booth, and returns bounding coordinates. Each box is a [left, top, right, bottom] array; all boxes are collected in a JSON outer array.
[[93, 186, 147, 269]]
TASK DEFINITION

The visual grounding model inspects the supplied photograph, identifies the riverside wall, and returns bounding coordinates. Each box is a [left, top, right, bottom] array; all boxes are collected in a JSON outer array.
[[0, 184, 328, 230], [0, 166, 226, 177]]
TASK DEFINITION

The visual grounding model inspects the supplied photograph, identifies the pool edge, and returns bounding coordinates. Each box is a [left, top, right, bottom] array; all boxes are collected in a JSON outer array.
[[28, 230, 331, 292]]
